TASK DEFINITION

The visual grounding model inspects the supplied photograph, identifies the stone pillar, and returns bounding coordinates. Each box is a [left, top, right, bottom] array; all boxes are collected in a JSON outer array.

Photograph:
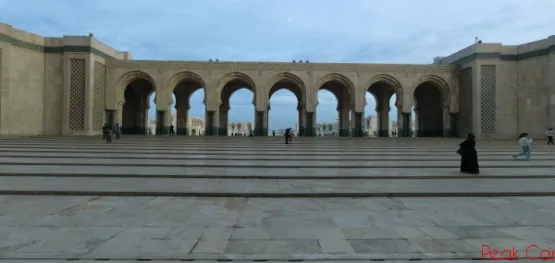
[[105, 110, 115, 127], [205, 109, 219, 136], [176, 106, 189, 135], [406, 112, 413, 137], [442, 106, 451, 137], [353, 111, 363, 137], [378, 104, 389, 137], [83, 57, 95, 135], [305, 111, 316, 137], [155, 109, 170, 135], [297, 105, 306, 136], [414, 110, 420, 137], [396, 109, 404, 137], [255, 109, 268, 136], [116, 101, 124, 128], [134, 98, 147, 135], [338, 107, 350, 137], [218, 105, 229, 136]]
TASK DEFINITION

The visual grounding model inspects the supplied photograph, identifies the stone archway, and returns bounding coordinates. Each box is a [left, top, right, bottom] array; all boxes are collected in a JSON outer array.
[[216, 72, 257, 136], [267, 72, 306, 136], [413, 75, 450, 137], [121, 78, 156, 135], [315, 73, 356, 137], [365, 74, 403, 137], [167, 71, 206, 136]]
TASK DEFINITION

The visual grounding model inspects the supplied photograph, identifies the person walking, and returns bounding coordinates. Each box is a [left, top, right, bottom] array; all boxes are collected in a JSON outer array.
[[546, 128, 554, 145], [457, 133, 479, 174], [513, 133, 533, 161], [285, 128, 292, 144]]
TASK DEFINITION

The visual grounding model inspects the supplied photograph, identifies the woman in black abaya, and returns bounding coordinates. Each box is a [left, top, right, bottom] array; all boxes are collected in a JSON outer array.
[[457, 133, 479, 174]]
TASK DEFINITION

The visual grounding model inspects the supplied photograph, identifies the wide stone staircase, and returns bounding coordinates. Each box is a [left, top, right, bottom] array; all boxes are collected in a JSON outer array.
[[0, 136, 554, 262], [0, 136, 554, 197]]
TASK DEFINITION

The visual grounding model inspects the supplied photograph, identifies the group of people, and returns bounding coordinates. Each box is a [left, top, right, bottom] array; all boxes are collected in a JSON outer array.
[[457, 129, 551, 175], [102, 123, 121, 143]]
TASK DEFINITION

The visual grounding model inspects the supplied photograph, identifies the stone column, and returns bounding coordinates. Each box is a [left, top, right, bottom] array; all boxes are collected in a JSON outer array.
[[176, 105, 189, 135], [205, 109, 219, 136], [255, 109, 268, 136], [413, 110, 420, 137], [353, 111, 363, 137], [378, 104, 390, 137], [396, 109, 404, 137], [406, 112, 413, 137], [141, 106, 148, 135], [297, 105, 306, 136], [305, 111, 316, 137], [155, 109, 168, 135], [338, 107, 350, 137], [442, 105, 451, 137], [83, 57, 95, 135], [218, 105, 229, 136], [163, 108, 171, 135], [116, 101, 124, 129]]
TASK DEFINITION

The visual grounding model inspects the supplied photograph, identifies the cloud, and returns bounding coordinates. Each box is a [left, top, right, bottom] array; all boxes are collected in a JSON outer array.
[[2, 0, 554, 128]]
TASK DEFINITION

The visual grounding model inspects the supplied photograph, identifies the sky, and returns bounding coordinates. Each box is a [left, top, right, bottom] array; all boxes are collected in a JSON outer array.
[[1, 0, 554, 129]]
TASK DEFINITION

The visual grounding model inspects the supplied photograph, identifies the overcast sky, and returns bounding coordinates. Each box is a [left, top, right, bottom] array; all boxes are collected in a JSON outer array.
[[1, 0, 554, 129]]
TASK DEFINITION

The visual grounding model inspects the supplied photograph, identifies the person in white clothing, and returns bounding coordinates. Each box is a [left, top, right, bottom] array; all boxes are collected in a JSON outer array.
[[513, 133, 532, 161]]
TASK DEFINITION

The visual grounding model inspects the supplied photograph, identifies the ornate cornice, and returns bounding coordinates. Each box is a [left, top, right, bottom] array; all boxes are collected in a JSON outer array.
[[109, 60, 456, 75]]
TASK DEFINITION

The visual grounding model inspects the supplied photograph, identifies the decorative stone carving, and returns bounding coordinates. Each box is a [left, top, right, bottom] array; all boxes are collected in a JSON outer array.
[[231, 62, 237, 71], [68, 59, 87, 132], [306, 65, 313, 77], [157, 62, 165, 75], [404, 69, 409, 78], [355, 65, 361, 78], [106, 63, 114, 74], [257, 63, 264, 76], [92, 62, 106, 131], [207, 62, 215, 75]]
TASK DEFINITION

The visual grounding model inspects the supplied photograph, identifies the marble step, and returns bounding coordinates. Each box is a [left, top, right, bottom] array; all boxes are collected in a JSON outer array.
[[0, 152, 551, 161], [0, 165, 554, 178], [0, 157, 551, 168], [0, 176, 553, 197]]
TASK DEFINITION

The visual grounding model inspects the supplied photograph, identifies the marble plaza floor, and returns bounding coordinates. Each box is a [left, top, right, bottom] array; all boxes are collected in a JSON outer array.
[[0, 136, 554, 262]]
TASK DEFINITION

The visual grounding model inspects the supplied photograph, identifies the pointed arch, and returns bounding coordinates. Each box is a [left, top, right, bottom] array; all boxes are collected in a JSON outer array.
[[167, 71, 206, 92], [364, 74, 403, 107], [314, 73, 355, 105], [216, 71, 257, 105], [267, 72, 306, 104], [414, 74, 450, 107], [167, 71, 206, 106], [116, 70, 157, 103]]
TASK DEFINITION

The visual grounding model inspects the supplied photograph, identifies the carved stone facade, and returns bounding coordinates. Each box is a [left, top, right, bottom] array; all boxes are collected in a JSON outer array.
[[0, 22, 554, 138]]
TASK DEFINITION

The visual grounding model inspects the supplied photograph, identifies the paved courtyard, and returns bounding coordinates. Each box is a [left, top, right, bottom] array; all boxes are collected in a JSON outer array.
[[0, 136, 554, 262]]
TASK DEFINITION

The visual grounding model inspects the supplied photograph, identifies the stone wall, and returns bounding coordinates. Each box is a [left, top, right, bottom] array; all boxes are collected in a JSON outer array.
[[495, 60, 518, 138], [3, 44, 45, 135], [43, 53, 63, 135], [516, 56, 550, 137]]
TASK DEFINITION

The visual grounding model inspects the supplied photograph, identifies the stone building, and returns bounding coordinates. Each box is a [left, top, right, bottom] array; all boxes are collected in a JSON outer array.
[[147, 114, 205, 135], [1, 22, 554, 138], [168, 113, 205, 135], [315, 122, 339, 136], [228, 121, 254, 136], [365, 115, 393, 136]]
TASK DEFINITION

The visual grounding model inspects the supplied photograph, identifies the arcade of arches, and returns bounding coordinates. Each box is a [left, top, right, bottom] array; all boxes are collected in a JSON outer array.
[[116, 73, 455, 138]]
